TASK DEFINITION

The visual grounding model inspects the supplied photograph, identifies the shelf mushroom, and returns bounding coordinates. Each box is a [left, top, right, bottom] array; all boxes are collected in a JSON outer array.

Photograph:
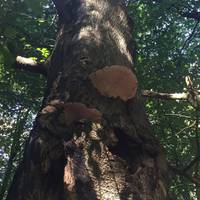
[[62, 103, 102, 123], [89, 65, 138, 101]]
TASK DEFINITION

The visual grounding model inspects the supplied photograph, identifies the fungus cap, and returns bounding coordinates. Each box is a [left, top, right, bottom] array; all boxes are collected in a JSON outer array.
[[89, 65, 137, 101], [63, 103, 102, 123], [41, 101, 102, 123], [41, 105, 57, 114]]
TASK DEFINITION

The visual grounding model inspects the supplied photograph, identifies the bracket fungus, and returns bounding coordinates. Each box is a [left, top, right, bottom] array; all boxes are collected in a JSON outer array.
[[89, 65, 138, 101], [41, 100, 102, 124], [63, 103, 102, 123], [40, 101, 102, 135]]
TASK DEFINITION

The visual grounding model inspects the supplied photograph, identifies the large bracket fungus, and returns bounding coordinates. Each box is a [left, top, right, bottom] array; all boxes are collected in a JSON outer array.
[[89, 65, 138, 101]]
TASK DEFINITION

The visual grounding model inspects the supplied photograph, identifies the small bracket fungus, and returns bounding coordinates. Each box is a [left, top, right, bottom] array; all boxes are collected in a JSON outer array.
[[63, 103, 102, 123], [40, 101, 102, 135], [41, 105, 57, 114], [41, 100, 102, 124], [41, 100, 64, 115], [89, 65, 138, 101]]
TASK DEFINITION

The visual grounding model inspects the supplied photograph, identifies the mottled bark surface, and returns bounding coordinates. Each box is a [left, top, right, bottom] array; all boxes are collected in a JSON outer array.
[[7, 0, 169, 199]]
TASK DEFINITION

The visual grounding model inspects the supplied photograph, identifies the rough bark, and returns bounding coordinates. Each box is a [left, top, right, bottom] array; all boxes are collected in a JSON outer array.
[[7, 0, 169, 199]]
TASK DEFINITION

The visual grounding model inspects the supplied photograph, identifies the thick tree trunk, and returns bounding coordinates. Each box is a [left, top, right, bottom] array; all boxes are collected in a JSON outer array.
[[7, 0, 169, 199]]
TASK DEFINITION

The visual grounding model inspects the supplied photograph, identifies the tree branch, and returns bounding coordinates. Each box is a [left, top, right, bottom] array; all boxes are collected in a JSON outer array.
[[141, 89, 200, 108], [141, 89, 200, 106], [181, 20, 200, 52], [15, 56, 47, 76], [141, 90, 188, 100], [183, 156, 200, 173]]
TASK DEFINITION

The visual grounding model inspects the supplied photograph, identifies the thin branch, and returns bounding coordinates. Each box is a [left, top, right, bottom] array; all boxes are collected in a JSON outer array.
[[181, 20, 200, 52], [141, 89, 200, 107], [176, 121, 196, 136], [164, 114, 192, 119], [141, 88, 200, 109], [15, 56, 47, 76], [183, 156, 200, 173], [141, 90, 188, 100]]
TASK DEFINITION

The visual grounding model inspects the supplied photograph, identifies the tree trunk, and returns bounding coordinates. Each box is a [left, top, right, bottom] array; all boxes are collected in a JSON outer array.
[[0, 109, 29, 200], [7, 0, 169, 199]]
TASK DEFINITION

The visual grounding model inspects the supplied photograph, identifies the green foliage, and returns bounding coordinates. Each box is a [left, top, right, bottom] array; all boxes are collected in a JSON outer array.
[[0, 0, 56, 199], [128, 0, 200, 199]]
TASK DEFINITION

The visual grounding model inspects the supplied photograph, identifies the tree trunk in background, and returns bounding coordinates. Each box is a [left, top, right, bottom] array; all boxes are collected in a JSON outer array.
[[0, 109, 29, 200], [7, 0, 169, 199]]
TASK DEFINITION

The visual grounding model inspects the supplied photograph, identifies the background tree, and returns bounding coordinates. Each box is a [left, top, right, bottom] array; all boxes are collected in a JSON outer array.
[[0, 0, 199, 199]]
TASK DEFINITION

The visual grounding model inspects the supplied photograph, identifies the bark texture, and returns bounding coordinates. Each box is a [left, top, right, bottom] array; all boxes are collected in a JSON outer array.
[[7, 0, 169, 199]]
